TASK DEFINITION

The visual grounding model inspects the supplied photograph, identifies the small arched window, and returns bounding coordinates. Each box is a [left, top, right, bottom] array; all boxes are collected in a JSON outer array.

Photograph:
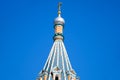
[[55, 76, 59, 80]]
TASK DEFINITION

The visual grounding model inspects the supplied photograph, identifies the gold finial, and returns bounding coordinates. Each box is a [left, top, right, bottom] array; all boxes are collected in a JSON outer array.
[[58, 2, 62, 16]]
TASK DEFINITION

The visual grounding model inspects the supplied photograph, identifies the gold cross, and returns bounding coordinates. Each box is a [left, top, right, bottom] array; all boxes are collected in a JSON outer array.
[[58, 2, 62, 11]]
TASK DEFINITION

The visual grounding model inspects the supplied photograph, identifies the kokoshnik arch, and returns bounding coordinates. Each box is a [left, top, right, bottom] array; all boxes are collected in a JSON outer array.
[[36, 2, 79, 80]]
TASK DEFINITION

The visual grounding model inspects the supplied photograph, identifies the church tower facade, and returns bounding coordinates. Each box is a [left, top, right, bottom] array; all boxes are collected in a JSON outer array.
[[37, 2, 79, 80]]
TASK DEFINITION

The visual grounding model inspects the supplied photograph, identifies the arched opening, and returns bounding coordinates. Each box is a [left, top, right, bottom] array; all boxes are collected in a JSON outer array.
[[51, 72, 53, 77], [55, 76, 59, 80]]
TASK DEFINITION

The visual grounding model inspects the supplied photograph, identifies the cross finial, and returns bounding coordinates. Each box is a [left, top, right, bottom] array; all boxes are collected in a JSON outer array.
[[58, 2, 62, 11], [58, 2, 62, 16]]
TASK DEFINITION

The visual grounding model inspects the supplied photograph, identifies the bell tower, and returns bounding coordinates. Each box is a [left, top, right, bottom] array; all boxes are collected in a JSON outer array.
[[36, 2, 79, 80]]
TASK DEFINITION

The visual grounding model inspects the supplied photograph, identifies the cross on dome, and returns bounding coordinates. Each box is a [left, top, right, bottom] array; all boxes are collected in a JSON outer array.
[[58, 2, 62, 16]]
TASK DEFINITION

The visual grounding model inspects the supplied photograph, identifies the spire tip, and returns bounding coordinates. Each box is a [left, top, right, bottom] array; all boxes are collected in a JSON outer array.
[[58, 2, 62, 16]]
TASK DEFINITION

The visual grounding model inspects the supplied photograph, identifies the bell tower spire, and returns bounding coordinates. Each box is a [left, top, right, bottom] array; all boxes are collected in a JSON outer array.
[[36, 2, 79, 80]]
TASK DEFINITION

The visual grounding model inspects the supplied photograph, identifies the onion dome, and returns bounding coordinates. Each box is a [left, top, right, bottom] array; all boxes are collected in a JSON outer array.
[[54, 15, 65, 25], [54, 2, 65, 25]]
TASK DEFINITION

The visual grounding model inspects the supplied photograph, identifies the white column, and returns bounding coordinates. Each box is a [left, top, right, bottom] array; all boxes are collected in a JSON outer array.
[[46, 42, 56, 71], [57, 40, 60, 66], [48, 41, 58, 80], [60, 41, 67, 80], [61, 41, 72, 70]]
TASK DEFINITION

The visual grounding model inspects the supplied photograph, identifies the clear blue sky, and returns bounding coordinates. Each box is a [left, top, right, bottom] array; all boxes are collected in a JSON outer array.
[[0, 0, 120, 80]]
